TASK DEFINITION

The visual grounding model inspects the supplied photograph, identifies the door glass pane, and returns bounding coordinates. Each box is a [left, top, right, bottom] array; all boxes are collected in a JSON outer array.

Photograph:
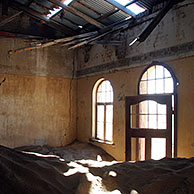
[[148, 115, 157, 129], [97, 105, 104, 139], [131, 138, 146, 161], [151, 138, 166, 160], [130, 105, 138, 128], [139, 114, 148, 128], [148, 101, 157, 114], [138, 138, 145, 161], [139, 101, 148, 114], [158, 104, 166, 114], [158, 115, 166, 129]]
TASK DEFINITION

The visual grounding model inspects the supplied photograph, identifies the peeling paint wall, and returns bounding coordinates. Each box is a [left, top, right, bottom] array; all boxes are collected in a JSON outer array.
[[0, 38, 76, 148], [76, 0, 194, 160], [76, 0, 194, 77]]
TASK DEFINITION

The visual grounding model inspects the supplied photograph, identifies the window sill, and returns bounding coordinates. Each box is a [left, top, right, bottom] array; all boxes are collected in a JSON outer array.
[[90, 138, 114, 145]]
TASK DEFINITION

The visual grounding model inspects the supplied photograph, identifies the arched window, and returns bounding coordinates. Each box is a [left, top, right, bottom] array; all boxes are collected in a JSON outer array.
[[125, 64, 178, 161], [92, 79, 113, 142], [139, 65, 175, 95]]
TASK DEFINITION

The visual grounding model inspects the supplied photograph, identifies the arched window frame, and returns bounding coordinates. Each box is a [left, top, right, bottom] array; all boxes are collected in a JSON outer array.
[[138, 62, 178, 95], [137, 62, 179, 157], [92, 78, 114, 143]]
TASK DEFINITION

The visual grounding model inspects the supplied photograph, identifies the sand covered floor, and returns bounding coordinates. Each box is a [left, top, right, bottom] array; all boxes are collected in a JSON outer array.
[[0, 142, 194, 194]]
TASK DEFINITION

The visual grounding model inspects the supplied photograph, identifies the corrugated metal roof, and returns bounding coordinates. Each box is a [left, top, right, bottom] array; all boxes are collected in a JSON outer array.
[[11, 0, 168, 37]]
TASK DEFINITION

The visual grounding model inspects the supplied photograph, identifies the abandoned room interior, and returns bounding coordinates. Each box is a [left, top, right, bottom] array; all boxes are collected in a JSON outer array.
[[0, 0, 194, 193]]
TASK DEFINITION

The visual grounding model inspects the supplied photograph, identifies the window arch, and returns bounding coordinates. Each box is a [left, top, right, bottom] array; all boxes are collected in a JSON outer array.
[[92, 79, 113, 142], [138, 64, 177, 95]]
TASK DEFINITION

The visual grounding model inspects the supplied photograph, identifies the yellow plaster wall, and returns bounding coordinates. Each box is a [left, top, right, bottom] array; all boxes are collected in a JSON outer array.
[[77, 57, 194, 161], [0, 74, 76, 148]]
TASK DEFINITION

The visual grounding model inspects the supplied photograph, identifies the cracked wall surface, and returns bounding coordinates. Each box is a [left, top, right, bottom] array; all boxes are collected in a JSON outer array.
[[0, 38, 77, 148]]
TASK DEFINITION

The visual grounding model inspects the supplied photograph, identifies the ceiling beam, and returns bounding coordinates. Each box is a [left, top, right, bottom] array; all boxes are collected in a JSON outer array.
[[0, 0, 35, 28], [8, 0, 76, 35], [0, 11, 23, 27], [105, 0, 136, 17], [47, 0, 105, 29]]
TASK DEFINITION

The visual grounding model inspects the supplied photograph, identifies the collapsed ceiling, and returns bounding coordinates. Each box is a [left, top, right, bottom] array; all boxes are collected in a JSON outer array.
[[0, 0, 183, 53]]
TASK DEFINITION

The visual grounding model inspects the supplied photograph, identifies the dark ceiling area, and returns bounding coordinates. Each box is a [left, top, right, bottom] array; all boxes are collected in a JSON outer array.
[[0, 0, 183, 53]]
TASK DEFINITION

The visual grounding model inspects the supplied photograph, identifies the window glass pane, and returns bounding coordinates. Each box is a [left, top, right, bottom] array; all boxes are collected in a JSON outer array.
[[139, 81, 147, 94], [156, 79, 164, 94], [106, 105, 113, 123], [141, 71, 147, 81], [147, 80, 155, 94], [97, 92, 102, 102], [97, 105, 104, 139], [151, 138, 166, 160], [165, 78, 173, 93], [164, 68, 171, 78], [156, 65, 164, 79], [106, 123, 112, 141], [97, 80, 113, 103], [147, 66, 155, 80], [140, 65, 174, 95], [106, 105, 113, 141]]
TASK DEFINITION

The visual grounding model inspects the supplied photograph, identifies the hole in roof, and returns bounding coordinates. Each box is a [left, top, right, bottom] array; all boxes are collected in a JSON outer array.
[[114, 0, 131, 6], [126, 3, 146, 15], [47, 0, 74, 18], [114, 0, 146, 15]]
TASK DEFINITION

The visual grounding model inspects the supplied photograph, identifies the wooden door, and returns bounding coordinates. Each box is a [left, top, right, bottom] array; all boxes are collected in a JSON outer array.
[[125, 94, 172, 161]]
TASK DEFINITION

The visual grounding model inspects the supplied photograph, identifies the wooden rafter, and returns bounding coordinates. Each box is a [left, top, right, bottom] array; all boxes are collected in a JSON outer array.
[[8, 31, 98, 54], [0, 11, 23, 27], [129, 0, 182, 46], [0, 0, 34, 27], [47, 0, 105, 29], [8, 0, 76, 35]]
